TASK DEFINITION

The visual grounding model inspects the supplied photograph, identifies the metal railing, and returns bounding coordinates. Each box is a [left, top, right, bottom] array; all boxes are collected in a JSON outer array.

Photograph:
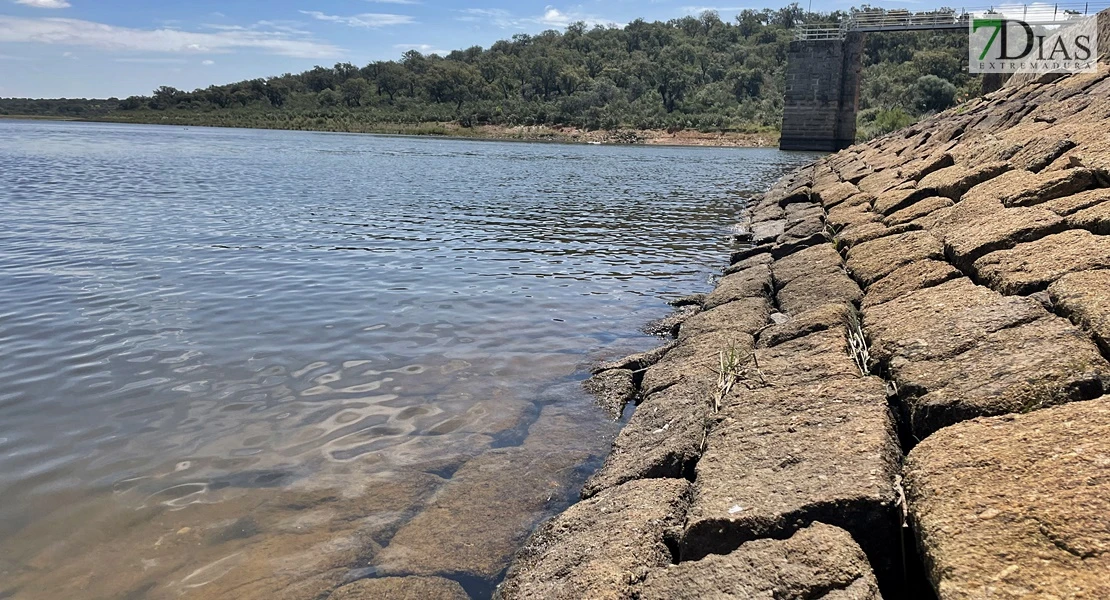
[[794, 3, 1109, 41]]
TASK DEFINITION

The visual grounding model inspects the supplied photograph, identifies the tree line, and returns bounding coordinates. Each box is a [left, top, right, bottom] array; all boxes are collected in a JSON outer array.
[[0, 5, 980, 140]]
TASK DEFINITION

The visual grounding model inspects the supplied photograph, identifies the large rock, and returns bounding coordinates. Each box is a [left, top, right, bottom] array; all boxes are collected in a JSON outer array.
[[941, 206, 1066, 268], [894, 315, 1107, 438], [748, 328, 861, 387], [682, 376, 901, 579], [770, 243, 845, 291], [756, 302, 851, 348], [873, 184, 933, 215], [973, 229, 1110, 295], [499, 478, 690, 600], [818, 181, 863, 208], [884, 195, 953, 226], [581, 380, 710, 498], [905, 398, 1110, 600], [846, 230, 945, 286], [917, 161, 1010, 200], [828, 201, 881, 230], [960, 167, 1095, 208], [1049, 269, 1110, 352], [329, 577, 469, 600], [703, 265, 772, 309], [374, 443, 593, 581], [375, 406, 612, 582], [1041, 188, 1110, 216], [1066, 198, 1110, 233], [584, 369, 636, 420], [863, 278, 1107, 437], [640, 330, 754, 396], [777, 269, 862, 316], [638, 523, 881, 600], [861, 259, 962, 308], [677, 297, 771, 341]]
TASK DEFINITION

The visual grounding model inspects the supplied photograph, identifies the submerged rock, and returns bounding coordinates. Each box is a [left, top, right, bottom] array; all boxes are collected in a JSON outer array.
[[329, 576, 468, 600], [583, 368, 636, 420]]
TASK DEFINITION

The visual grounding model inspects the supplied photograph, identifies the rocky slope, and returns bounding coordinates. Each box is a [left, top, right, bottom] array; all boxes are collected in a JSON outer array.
[[496, 12, 1110, 600]]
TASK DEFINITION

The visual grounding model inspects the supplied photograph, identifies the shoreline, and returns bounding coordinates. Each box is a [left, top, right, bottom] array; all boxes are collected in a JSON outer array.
[[497, 44, 1110, 600], [0, 114, 780, 148]]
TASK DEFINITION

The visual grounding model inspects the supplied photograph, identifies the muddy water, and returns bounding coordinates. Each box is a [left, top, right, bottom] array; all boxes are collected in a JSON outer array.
[[0, 120, 815, 599]]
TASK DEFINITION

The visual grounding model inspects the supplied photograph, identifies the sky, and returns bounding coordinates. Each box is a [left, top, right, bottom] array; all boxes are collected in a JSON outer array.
[[0, 0, 1031, 99]]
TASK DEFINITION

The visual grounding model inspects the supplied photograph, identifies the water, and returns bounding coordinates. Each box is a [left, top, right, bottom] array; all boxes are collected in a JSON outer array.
[[0, 119, 814, 599]]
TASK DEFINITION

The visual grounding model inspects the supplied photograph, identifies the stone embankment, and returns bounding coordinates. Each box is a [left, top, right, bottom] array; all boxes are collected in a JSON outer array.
[[497, 15, 1110, 600]]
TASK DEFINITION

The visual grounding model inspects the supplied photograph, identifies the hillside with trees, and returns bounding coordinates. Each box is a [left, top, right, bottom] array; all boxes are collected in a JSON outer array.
[[0, 5, 979, 142]]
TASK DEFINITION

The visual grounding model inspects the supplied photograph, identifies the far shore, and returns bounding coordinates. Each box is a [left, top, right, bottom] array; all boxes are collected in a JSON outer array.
[[0, 114, 781, 148]]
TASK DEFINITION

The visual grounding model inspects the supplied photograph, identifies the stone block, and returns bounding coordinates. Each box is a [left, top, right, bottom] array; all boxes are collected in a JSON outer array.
[[1049, 269, 1110, 352], [973, 229, 1110, 295], [1040, 188, 1110, 215], [584, 369, 636, 420], [704, 265, 772, 310], [756, 302, 851, 348], [860, 259, 963, 308], [917, 162, 1010, 200], [777, 269, 862, 316], [884, 196, 953, 226], [500, 479, 691, 600], [638, 524, 881, 600], [941, 206, 1066, 267], [905, 398, 1110, 600], [678, 297, 771, 341], [771, 243, 845, 291], [682, 377, 901, 576], [641, 331, 755, 396], [581, 380, 711, 498], [896, 316, 1107, 438], [818, 181, 862, 208], [846, 230, 945, 286], [1066, 199, 1110, 233]]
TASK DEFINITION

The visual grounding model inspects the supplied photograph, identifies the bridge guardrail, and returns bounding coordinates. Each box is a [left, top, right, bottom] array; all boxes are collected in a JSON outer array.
[[795, 3, 1107, 41]]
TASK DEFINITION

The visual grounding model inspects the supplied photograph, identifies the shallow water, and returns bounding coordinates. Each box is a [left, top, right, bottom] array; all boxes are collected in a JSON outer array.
[[0, 120, 814, 599]]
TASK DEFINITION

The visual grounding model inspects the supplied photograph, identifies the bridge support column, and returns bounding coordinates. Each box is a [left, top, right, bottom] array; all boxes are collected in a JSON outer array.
[[780, 33, 863, 152]]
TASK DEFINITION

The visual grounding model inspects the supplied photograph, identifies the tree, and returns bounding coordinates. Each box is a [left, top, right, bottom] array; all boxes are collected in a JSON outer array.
[[317, 88, 340, 107], [376, 62, 407, 103], [341, 78, 372, 107], [149, 86, 182, 109], [913, 74, 957, 112]]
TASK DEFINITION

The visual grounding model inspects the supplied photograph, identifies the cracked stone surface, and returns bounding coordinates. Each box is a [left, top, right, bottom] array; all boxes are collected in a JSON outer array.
[[906, 398, 1110, 600], [500, 478, 691, 600], [639, 523, 881, 600]]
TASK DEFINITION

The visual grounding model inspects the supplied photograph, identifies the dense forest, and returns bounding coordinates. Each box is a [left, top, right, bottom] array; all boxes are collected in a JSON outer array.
[[0, 5, 978, 141]]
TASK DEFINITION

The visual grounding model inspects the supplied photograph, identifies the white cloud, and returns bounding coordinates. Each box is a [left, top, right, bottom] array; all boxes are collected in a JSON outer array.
[[14, 0, 71, 8], [457, 6, 614, 29], [201, 59, 214, 65], [393, 43, 450, 55], [114, 57, 187, 64], [0, 16, 343, 58], [680, 6, 749, 16], [299, 10, 414, 28]]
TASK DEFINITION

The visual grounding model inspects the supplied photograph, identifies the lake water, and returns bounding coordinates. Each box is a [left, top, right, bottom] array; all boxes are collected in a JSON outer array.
[[0, 120, 813, 599]]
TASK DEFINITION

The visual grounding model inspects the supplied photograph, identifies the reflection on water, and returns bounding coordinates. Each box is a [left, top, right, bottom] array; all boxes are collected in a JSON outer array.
[[0, 120, 814, 599]]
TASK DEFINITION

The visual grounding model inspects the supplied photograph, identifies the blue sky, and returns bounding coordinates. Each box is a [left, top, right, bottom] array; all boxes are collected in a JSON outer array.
[[1, 0, 937, 99]]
